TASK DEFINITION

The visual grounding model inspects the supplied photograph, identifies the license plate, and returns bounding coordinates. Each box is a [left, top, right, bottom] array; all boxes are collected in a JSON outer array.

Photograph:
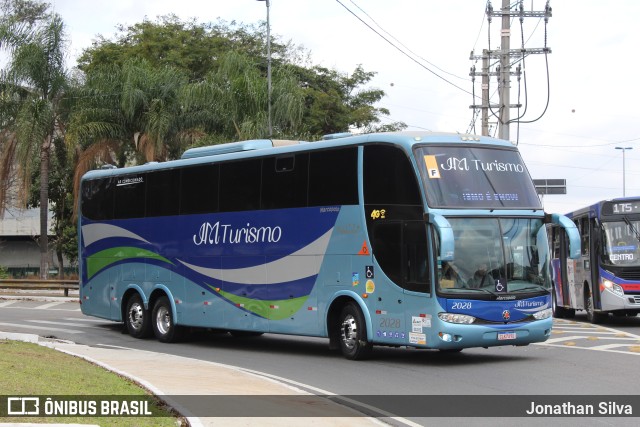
[[498, 331, 517, 340]]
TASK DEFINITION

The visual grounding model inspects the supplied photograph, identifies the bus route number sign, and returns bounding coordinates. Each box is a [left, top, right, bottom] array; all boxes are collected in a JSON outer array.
[[603, 201, 640, 216]]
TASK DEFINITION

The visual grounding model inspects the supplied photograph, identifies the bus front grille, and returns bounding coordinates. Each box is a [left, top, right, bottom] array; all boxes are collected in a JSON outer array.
[[617, 267, 640, 281]]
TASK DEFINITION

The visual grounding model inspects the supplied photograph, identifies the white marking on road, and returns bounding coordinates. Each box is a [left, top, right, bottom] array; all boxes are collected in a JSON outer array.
[[63, 317, 109, 323], [27, 319, 99, 328], [0, 322, 83, 334], [544, 335, 591, 344], [553, 328, 624, 335], [34, 301, 66, 310], [0, 300, 17, 307], [589, 343, 640, 351]]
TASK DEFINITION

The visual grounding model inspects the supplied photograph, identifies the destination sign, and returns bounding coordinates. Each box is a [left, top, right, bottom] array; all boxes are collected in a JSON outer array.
[[602, 200, 640, 216]]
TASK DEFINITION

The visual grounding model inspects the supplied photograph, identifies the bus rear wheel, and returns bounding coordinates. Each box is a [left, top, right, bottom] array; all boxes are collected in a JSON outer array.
[[125, 294, 152, 338], [338, 303, 372, 360], [552, 291, 565, 318], [152, 296, 183, 343]]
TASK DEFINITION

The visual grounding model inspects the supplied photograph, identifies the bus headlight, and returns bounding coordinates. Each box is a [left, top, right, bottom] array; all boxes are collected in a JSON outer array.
[[532, 308, 552, 320], [602, 279, 624, 297], [438, 312, 476, 324]]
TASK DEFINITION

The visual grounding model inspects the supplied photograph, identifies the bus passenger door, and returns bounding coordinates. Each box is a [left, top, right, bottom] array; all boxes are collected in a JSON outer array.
[[554, 227, 572, 307], [370, 220, 431, 345], [589, 217, 602, 310]]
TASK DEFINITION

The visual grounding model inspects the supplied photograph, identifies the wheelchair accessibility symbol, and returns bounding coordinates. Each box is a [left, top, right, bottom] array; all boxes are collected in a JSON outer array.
[[365, 266, 374, 279]]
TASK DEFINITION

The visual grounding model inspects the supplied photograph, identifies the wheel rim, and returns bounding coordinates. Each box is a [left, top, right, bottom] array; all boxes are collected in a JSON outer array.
[[156, 305, 171, 335], [341, 314, 358, 350], [128, 302, 144, 331]]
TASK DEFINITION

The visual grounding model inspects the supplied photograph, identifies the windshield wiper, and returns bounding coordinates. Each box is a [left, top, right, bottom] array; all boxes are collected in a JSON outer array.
[[623, 216, 640, 244], [513, 285, 546, 293]]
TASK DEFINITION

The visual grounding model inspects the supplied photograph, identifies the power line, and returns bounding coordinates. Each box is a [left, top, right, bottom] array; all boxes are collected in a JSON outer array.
[[334, 0, 473, 97]]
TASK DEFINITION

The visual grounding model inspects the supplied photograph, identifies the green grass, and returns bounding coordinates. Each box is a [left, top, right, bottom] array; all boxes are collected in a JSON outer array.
[[0, 340, 184, 426]]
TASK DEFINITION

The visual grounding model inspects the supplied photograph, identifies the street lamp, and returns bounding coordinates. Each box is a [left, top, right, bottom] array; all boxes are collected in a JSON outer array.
[[615, 146, 633, 197], [257, 0, 272, 138]]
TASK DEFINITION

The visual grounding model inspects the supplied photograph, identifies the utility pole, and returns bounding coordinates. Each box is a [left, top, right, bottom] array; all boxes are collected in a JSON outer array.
[[499, 0, 511, 140], [470, 0, 552, 139], [257, 0, 272, 138]]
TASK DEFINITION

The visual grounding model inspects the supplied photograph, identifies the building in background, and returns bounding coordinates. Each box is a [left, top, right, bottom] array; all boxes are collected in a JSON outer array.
[[0, 207, 71, 277]]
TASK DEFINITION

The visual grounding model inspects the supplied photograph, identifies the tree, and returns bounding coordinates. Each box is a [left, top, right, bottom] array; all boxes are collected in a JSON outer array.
[[67, 58, 192, 212], [294, 64, 406, 135], [76, 15, 292, 82], [77, 15, 401, 140], [0, 1, 69, 279]]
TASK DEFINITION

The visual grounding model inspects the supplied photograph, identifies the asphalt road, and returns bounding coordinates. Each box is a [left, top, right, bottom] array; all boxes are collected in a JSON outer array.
[[1, 297, 639, 426]]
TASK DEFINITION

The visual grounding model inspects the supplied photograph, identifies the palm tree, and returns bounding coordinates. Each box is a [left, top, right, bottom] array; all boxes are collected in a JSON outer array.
[[182, 51, 304, 141], [67, 59, 191, 214], [0, 11, 69, 279]]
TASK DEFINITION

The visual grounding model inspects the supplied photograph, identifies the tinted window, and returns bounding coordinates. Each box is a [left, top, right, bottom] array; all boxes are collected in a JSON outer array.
[[372, 222, 403, 285], [308, 147, 358, 206], [220, 159, 262, 212], [402, 221, 429, 293], [262, 154, 309, 209], [81, 177, 115, 220], [114, 174, 146, 219], [147, 169, 180, 217], [364, 145, 421, 205], [181, 164, 219, 214], [371, 221, 430, 293]]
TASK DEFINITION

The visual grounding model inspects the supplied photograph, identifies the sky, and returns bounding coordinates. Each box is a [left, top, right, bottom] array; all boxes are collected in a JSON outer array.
[[47, 0, 639, 215]]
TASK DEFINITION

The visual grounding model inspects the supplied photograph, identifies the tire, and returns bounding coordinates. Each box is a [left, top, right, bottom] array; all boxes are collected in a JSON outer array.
[[552, 290, 566, 319], [152, 296, 183, 343], [585, 288, 606, 324], [338, 303, 372, 360], [125, 293, 152, 338]]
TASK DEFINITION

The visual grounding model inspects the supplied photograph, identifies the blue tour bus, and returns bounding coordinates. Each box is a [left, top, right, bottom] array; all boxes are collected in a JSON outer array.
[[78, 131, 580, 359], [549, 197, 640, 323]]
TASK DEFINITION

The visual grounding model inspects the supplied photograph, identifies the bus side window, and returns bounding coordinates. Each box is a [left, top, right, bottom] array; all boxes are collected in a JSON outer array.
[[308, 148, 358, 206], [180, 164, 219, 215], [261, 154, 309, 209], [81, 177, 115, 220], [147, 169, 180, 217], [579, 217, 589, 255], [219, 159, 261, 212], [114, 173, 146, 219]]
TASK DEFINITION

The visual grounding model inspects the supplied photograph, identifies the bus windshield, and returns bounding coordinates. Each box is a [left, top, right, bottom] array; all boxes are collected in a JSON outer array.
[[438, 217, 551, 294], [601, 219, 640, 266], [414, 145, 542, 209]]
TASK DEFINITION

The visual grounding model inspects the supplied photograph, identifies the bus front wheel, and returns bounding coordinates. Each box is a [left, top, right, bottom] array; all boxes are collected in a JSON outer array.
[[338, 303, 372, 360], [125, 294, 152, 339], [152, 296, 183, 343], [585, 289, 606, 324]]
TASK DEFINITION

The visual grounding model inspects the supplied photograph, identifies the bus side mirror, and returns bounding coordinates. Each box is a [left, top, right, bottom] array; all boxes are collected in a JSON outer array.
[[427, 213, 454, 261], [546, 213, 581, 259]]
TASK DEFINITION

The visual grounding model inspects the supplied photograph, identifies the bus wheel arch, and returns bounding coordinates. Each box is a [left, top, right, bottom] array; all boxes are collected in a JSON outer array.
[[327, 296, 372, 360], [551, 282, 575, 319], [123, 290, 152, 339], [551, 283, 565, 318], [149, 290, 184, 343], [584, 282, 606, 324]]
